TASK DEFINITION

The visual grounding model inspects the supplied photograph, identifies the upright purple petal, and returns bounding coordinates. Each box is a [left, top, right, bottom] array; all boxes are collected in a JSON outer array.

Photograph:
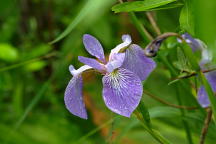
[[106, 53, 125, 73], [102, 68, 143, 117], [198, 71, 216, 108], [121, 44, 156, 81], [64, 75, 87, 119], [83, 34, 106, 63], [109, 34, 132, 60], [78, 56, 105, 71]]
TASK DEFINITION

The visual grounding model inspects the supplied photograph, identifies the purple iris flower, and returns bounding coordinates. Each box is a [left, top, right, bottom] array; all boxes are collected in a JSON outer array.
[[64, 34, 156, 119], [181, 33, 215, 108]]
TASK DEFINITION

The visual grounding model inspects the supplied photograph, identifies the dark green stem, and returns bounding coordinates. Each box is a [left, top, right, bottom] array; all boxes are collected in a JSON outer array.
[[176, 84, 194, 144], [128, 12, 153, 43]]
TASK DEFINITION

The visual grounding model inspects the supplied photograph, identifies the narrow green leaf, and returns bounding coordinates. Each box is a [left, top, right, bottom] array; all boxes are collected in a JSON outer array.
[[14, 78, 52, 129], [112, 0, 177, 13], [149, 106, 181, 118], [50, 0, 115, 44], [180, 43, 200, 71], [137, 100, 151, 127], [148, 1, 183, 11], [179, 0, 195, 34]]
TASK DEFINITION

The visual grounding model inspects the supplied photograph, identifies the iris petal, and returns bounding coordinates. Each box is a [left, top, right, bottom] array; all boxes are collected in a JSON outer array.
[[83, 34, 106, 63], [109, 34, 131, 60], [78, 56, 105, 71], [121, 44, 156, 81], [198, 86, 210, 108], [181, 33, 203, 52], [198, 71, 216, 108], [102, 68, 143, 117], [64, 75, 87, 119], [106, 53, 125, 73]]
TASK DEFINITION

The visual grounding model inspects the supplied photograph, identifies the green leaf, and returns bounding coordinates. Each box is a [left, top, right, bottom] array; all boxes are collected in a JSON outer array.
[[149, 106, 181, 118], [137, 100, 151, 127], [148, 1, 183, 11], [24, 60, 47, 72], [0, 43, 18, 62], [179, 0, 195, 34], [50, 0, 115, 44], [112, 0, 177, 13]]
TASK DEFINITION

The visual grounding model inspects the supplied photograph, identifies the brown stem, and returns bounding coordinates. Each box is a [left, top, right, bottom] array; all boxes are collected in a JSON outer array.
[[172, 68, 216, 80], [144, 91, 198, 110], [146, 12, 161, 35], [144, 32, 184, 57], [199, 108, 212, 144]]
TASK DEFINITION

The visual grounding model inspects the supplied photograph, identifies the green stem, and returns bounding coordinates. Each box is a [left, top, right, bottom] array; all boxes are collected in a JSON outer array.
[[128, 12, 153, 43], [159, 54, 194, 144], [176, 85, 194, 144], [135, 112, 171, 144], [180, 42, 216, 122]]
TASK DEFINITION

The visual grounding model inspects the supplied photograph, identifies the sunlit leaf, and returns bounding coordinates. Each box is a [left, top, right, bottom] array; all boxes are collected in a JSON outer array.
[[112, 0, 177, 13], [0, 43, 18, 62], [24, 60, 47, 72]]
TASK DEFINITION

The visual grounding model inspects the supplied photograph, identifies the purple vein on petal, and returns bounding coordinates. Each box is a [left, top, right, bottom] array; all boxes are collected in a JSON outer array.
[[83, 34, 106, 63], [102, 68, 143, 117], [64, 75, 87, 119], [121, 44, 156, 81]]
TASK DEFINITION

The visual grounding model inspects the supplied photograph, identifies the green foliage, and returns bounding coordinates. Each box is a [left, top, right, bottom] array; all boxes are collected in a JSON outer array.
[[112, 0, 177, 13], [179, 0, 195, 34], [1, 0, 216, 144], [0, 43, 18, 62]]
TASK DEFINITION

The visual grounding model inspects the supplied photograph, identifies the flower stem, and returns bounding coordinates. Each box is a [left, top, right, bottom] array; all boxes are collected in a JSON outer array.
[[159, 54, 195, 144], [129, 12, 153, 43], [176, 84, 194, 144], [144, 91, 197, 110], [135, 112, 171, 144], [199, 108, 212, 144], [146, 12, 161, 35]]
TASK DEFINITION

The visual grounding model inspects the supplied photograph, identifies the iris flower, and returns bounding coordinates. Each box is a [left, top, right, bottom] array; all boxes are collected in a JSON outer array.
[[64, 34, 156, 119], [181, 33, 216, 108]]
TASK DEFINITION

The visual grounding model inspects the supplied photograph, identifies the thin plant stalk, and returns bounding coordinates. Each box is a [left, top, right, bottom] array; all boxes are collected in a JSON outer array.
[[199, 108, 212, 144]]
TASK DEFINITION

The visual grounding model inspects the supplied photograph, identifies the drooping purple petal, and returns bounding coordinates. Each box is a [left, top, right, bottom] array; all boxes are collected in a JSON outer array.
[[64, 75, 87, 119], [102, 68, 143, 117], [181, 33, 202, 52], [121, 44, 156, 81], [198, 86, 210, 108], [78, 56, 105, 71], [105, 53, 125, 73], [197, 71, 216, 108], [83, 34, 106, 63], [206, 71, 216, 91]]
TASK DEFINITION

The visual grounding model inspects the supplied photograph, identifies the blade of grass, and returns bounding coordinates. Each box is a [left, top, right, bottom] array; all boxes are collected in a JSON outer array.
[[14, 77, 53, 130], [0, 52, 56, 72], [135, 101, 171, 144], [50, 0, 115, 44], [129, 12, 153, 43], [73, 116, 119, 144]]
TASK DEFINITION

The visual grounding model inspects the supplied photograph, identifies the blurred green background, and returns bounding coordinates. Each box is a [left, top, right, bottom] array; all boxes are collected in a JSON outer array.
[[1, 0, 216, 144]]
